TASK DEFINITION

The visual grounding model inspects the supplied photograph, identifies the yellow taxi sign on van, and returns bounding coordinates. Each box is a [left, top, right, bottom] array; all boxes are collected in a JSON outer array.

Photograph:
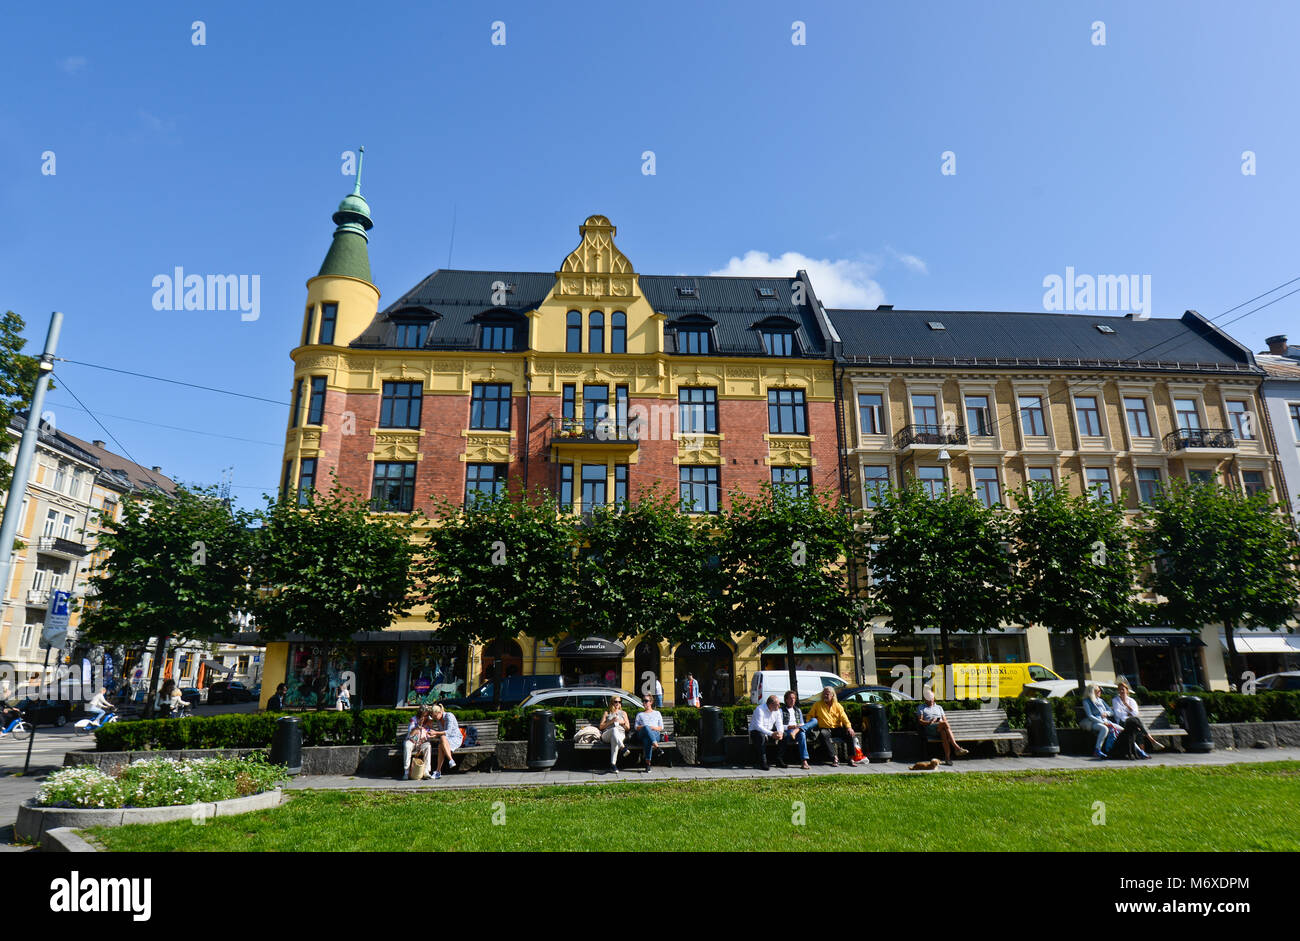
[[929, 663, 1062, 700]]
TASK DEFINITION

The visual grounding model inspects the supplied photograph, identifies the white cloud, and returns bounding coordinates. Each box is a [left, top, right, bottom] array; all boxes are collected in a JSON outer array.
[[889, 249, 928, 275], [708, 250, 885, 309], [57, 56, 88, 74]]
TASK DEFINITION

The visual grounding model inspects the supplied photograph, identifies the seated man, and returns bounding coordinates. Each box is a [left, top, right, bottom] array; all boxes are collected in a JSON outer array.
[[808, 686, 864, 766], [632, 694, 665, 772], [400, 707, 433, 779], [748, 695, 783, 770], [917, 688, 969, 766], [778, 690, 812, 770]]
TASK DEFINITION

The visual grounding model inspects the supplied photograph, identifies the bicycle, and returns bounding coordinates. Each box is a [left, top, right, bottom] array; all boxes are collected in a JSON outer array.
[[75, 711, 119, 735], [1, 713, 33, 742]]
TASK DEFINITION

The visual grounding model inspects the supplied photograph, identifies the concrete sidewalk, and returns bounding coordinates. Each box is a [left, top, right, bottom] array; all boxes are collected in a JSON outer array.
[[284, 745, 1300, 793]]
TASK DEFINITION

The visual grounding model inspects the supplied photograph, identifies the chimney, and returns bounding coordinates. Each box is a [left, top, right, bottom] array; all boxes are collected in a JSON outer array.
[[92, 440, 105, 449], [1265, 334, 1288, 355], [151, 466, 162, 474]]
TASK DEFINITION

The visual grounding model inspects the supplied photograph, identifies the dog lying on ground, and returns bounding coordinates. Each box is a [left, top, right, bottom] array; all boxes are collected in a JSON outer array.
[[908, 758, 942, 771]]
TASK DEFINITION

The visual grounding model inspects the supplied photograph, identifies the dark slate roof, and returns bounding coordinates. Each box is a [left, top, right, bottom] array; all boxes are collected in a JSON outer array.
[[363, 270, 830, 357], [9, 412, 101, 466], [828, 308, 1259, 374], [58, 431, 178, 495]]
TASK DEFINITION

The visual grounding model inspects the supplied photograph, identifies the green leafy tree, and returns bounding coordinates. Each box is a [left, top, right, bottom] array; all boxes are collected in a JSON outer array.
[[1010, 478, 1142, 693], [0, 310, 47, 492], [718, 483, 859, 695], [252, 488, 422, 705], [416, 492, 579, 708], [864, 480, 1011, 692], [576, 486, 721, 692], [1137, 480, 1300, 689], [80, 485, 257, 716]]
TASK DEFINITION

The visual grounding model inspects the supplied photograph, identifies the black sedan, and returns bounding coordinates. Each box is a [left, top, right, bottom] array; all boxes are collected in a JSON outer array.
[[801, 685, 915, 706], [12, 698, 78, 727], [180, 687, 203, 707], [206, 681, 254, 704]]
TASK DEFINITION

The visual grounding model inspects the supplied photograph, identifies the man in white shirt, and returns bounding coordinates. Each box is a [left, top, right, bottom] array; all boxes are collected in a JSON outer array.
[[87, 687, 114, 725], [749, 695, 783, 770]]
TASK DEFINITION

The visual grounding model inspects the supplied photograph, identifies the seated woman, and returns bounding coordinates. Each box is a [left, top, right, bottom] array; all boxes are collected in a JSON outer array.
[[917, 688, 969, 765], [428, 703, 463, 779], [1081, 685, 1123, 759], [1110, 681, 1161, 759], [401, 707, 433, 779], [599, 695, 632, 773]]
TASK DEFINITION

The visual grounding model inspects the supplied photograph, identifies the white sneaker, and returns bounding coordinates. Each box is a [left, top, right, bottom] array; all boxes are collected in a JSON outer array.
[[448, 759, 456, 768]]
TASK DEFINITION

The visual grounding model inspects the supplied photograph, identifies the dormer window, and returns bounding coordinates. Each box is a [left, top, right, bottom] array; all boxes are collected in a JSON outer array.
[[677, 328, 711, 354], [395, 323, 428, 348], [480, 324, 515, 351], [761, 329, 795, 356]]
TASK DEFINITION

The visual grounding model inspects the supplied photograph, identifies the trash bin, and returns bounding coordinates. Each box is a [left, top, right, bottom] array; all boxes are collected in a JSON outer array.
[[528, 709, 557, 769], [270, 715, 302, 775], [862, 703, 892, 762], [1177, 696, 1213, 753], [1024, 697, 1060, 756], [699, 705, 724, 765]]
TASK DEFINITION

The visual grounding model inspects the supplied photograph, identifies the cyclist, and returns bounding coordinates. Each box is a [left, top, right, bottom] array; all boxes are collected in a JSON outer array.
[[88, 686, 114, 725]]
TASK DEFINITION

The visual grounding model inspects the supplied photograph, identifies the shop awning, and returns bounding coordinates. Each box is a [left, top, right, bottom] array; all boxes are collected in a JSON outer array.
[[557, 636, 625, 658], [1111, 634, 1205, 648], [761, 638, 837, 656], [201, 660, 229, 674], [1220, 634, 1300, 654]]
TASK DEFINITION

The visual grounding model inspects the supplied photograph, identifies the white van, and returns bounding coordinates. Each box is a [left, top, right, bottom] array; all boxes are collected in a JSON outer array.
[[750, 670, 847, 705]]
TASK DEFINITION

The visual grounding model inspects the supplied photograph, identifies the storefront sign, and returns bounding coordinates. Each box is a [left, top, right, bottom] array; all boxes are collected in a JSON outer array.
[[558, 637, 625, 658]]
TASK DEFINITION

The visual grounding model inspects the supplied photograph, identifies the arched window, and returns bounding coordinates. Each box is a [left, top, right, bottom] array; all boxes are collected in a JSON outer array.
[[588, 311, 604, 354], [611, 311, 626, 354], [566, 311, 582, 352]]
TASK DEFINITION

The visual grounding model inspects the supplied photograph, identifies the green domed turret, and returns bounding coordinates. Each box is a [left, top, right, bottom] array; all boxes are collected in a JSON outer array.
[[318, 146, 374, 283]]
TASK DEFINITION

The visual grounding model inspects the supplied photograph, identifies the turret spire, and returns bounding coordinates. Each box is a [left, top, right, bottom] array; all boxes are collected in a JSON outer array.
[[318, 145, 374, 282]]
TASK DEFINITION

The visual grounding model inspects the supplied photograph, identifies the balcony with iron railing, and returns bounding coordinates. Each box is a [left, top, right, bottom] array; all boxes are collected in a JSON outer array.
[[548, 412, 640, 449], [37, 536, 89, 559], [1163, 428, 1236, 452], [894, 423, 969, 451]]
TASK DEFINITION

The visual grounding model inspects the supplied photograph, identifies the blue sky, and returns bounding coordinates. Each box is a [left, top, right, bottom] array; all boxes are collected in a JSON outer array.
[[2, 1, 1298, 504]]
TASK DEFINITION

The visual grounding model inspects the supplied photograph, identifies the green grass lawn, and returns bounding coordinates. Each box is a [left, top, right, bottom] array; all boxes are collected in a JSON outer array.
[[88, 762, 1300, 852]]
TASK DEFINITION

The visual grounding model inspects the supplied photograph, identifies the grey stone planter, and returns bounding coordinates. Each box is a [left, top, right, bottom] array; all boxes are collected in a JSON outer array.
[[16, 788, 282, 846]]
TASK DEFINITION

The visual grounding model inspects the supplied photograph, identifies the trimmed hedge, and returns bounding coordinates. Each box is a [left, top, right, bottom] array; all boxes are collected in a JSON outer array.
[[94, 692, 1300, 751]]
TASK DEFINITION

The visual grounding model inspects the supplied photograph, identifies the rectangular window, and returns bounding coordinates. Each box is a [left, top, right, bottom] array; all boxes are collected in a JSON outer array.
[[559, 464, 574, 511], [59, 514, 74, 540], [567, 312, 582, 353], [965, 395, 991, 437], [858, 393, 884, 436], [761, 330, 794, 356], [678, 387, 718, 434], [862, 465, 890, 507], [1242, 470, 1266, 498], [53, 463, 66, 491], [43, 509, 57, 538], [582, 385, 608, 436], [1226, 400, 1254, 440], [395, 323, 428, 349], [562, 384, 576, 421], [615, 386, 629, 435], [31, 569, 47, 591], [972, 467, 1001, 507], [1189, 469, 1215, 486], [302, 306, 316, 346], [307, 377, 327, 425], [470, 383, 512, 431], [1086, 467, 1113, 503], [19, 625, 32, 649], [768, 389, 807, 434], [319, 303, 338, 345], [1019, 395, 1046, 436], [290, 378, 304, 428], [480, 324, 514, 351], [1291, 404, 1300, 440], [771, 466, 811, 497], [1136, 467, 1162, 504], [371, 462, 417, 513], [588, 315, 604, 354], [611, 314, 626, 355], [677, 329, 710, 354], [1174, 397, 1201, 431], [298, 458, 317, 506], [1124, 397, 1151, 438], [1027, 467, 1055, 487], [911, 393, 939, 429], [679, 466, 720, 514], [581, 464, 607, 512], [281, 460, 292, 501], [916, 466, 945, 497], [465, 463, 507, 505], [380, 381, 423, 429], [1074, 395, 1102, 437], [614, 464, 628, 505]]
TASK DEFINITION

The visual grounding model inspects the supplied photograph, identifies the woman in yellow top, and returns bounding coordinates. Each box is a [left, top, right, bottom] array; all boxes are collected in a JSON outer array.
[[807, 687, 864, 766]]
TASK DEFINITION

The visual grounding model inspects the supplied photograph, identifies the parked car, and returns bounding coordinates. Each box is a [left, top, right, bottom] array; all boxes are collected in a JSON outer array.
[[803, 684, 914, 705], [1255, 671, 1300, 692], [928, 662, 1063, 699], [517, 687, 644, 712], [442, 674, 566, 710], [750, 670, 846, 705], [12, 698, 78, 727], [1021, 680, 1119, 700], [179, 687, 204, 707], [207, 681, 254, 704]]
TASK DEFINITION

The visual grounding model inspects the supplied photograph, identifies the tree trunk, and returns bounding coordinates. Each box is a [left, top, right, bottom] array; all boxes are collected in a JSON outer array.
[[490, 641, 503, 711], [786, 635, 798, 698], [939, 626, 952, 699], [141, 633, 169, 719], [1073, 632, 1088, 695], [1224, 620, 1242, 692]]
